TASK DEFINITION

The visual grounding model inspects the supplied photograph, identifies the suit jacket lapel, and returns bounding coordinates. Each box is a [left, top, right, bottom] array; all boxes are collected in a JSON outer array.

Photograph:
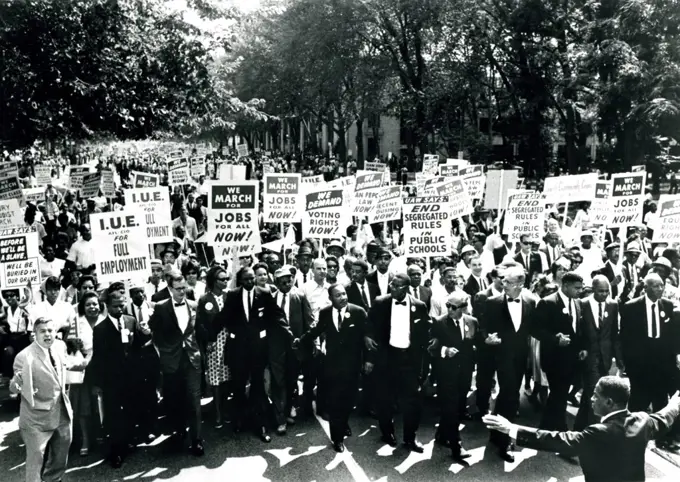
[[35, 343, 59, 382]]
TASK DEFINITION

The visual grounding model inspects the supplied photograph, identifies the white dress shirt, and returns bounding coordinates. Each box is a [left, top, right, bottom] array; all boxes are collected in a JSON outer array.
[[506, 295, 522, 332], [558, 290, 577, 332], [5, 306, 27, 333], [645, 296, 660, 339], [376, 271, 390, 296], [302, 280, 331, 322], [172, 299, 190, 333], [242, 288, 254, 322], [473, 274, 486, 291], [144, 280, 167, 300], [588, 295, 605, 329], [276, 290, 290, 321], [389, 297, 411, 349], [333, 306, 346, 331]]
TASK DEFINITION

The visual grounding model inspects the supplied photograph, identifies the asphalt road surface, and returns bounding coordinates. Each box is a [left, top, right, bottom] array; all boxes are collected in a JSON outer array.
[[2, 388, 680, 482]]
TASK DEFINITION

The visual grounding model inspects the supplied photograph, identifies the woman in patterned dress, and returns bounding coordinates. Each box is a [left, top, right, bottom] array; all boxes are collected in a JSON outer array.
[[197, 265, 230, 428]]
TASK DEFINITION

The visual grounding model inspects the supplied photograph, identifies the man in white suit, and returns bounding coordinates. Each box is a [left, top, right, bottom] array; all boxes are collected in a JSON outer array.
[[10, 317, 78, 482]]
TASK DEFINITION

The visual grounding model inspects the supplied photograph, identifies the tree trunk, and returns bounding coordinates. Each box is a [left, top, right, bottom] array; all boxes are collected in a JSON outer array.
[[356, 116, 365, 166]]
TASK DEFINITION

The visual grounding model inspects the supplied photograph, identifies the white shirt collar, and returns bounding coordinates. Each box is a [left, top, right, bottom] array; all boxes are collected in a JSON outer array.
[[645, 296, 658, 307], [601, 409, 627, 423], [35, 342, 50, 357]]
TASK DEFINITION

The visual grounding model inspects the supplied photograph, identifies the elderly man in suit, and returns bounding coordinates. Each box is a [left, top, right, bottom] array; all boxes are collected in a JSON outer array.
[[365, 273, 430, 452], [533, 271, 586, 434], [574, 275, 624, 430], [219, 267, 292, 443], [90, 290, 141, 468], [407, 264, 432, 310], [10, 318, 79, 482], [485, 376, 680, 482], [295, 283, 369, 452], [428, 291, 479, 460], [620, 273, 680, 450], [480, 265, 537, 462], [147, 269, 206, 456], [271, 265, 314, 431]]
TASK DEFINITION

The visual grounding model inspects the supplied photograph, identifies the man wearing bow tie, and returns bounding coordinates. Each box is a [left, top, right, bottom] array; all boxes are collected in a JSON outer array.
[[10, 318, 75, 482], [479, 266, 537, 462], [620, 273, 680, 450], [574, 276, 624, 430], [90, 290, 140, 468], [295, 284, 368, 453], [533, 272, 586, 433], [365, 273, 430, 453], [219, 267, 291, 443], [148, 269, 206, 456]]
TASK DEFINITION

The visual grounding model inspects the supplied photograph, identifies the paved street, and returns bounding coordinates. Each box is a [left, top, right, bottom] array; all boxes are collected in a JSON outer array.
[[2, 388, 680, 482]]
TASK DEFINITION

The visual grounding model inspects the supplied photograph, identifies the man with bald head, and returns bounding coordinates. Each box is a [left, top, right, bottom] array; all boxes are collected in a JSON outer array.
[[620, 273, 680, 449], [574, 275, 624, 430], [428, 291, 478, 460]]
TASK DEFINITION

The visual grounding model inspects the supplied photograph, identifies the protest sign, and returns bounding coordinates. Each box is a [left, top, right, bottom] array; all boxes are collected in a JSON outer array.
[[327, 175, 356, 206], [446, 158, 469, 166], [0, 200, 22, 228], [302, 174, 324, 186], [302, 186, 351, 239], [652, 195, 680, 243], [207, 181, 260, 247], [68, 166, 90, 191], [369, 186, 402, 223], [402, 196, 453, 257], [124, 188, 173, 243], [169, 150, 183, 160], [503, 190, 545, 242], [22, 188, 44, 206], [0, 226, 40, 288], [35, 165, 52, 186], [352, 171, 384, 217], [80, 172, 102, 198], [631, 165, 646, 172], [422, 154, 439, 176], [588, 181, 611, 226], [101, 169, 114, 196], [608, 172, 645, 225], [439, 165, 458, 177], [262, 160, 274, 174], [131, 171, 160, 188], [190, 157, 205, 178], [423, 176, 446, 194], [0, 161, 19, 180], [543, 173, 599, 203], [0, 176, 24, 203], [459, 165, 486, 199], [263, 173, 303, 223], [484, 170, 519, 210], [237, 144, 249, 158], [365, 161, 387, 172], [91, 211, 150, 284], [434, 178, 472, 217], [217, 164, 247, 181], [167, 158, 190, 185]]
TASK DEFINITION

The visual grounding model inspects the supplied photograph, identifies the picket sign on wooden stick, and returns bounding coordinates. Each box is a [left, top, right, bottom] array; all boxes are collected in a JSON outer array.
[[562, 201, 570, 229]]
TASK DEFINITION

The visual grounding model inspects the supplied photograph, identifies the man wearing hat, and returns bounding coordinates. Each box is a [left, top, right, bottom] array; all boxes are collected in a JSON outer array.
[[592, 242, 623, 299], [367, 247, 393, 296], [272, 266, 315, 427], [620, 241, 649, 303], [456, 245, 477, 281], [294, 245, 314, 288]]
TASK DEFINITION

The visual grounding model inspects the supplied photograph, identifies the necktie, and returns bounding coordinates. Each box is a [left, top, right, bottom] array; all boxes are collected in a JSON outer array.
[[395, 300, 406, 306], [118, 317, 124, 332], [154, 284, 158, 294], [479, 277, 486, 290], [138, 305, 144, 323], [361, 285, 369, 307], [337, 309, 342, 330], [247, 290, 252, 317], [303, 272, 307, 284], [651, 303, 658, 338], [280, 292, 286, 310], [413, 287, 419, 300], [48, 348, 57, 370], [598, 302, 603, 329]]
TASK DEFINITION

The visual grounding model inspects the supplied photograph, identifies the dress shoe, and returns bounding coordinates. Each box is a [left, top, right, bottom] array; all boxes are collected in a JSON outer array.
[[259, 427, 272, 443], [451, 445, 471, 460], [276, 424, 287, 435], [344, 426, 352, 437], [286, 416, 296, 425], [332, 441, 345, 453], [403, 440, 424, 453], [381, 434, 398, 447], [110, 454, 123, 469], [190, 439, 205, 457], [498, 446, 515, 463], [460, 411, 472, 421]]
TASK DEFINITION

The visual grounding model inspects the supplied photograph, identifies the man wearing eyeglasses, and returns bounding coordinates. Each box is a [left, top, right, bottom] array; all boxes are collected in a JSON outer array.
[[479, 266, 538, 462], [365, 273, 430, 453], [428, 292, 479, 461]]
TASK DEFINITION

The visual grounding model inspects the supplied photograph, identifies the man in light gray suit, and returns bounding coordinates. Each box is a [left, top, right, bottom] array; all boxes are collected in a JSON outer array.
[[10, 317, 79, 482]]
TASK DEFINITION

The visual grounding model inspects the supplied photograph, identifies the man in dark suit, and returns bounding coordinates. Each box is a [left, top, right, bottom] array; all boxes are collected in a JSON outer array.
[[619, 242, 650, 303], [485, 376, 680, 482], [428, 291, 478, 460], [151, 264, 173, 303], [474, 209, 495, 236], [346, 258, 379, 310], [407, 264, 432, 310], [533, 271, 586, 433], [574, 275, 624, 430], [272, 266, 314, 430], [620, 273, 680, 450], [295, 284, 368, 452], [540, 232, 563, 269], [219, 267, 292, 442], [591, 242, 622, 299], [148, 269, 206, 456], [514, 234, 543, 287], [463, 255, 488, 297], [365, 273, 430, 452], [479, 265, 537, 462], [366, 247, 393, 295], [90, 290, 140, 468]]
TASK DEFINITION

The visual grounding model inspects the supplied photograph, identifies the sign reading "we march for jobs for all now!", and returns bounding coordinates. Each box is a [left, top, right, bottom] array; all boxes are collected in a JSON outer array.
[[208, 181, 259, 247]]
